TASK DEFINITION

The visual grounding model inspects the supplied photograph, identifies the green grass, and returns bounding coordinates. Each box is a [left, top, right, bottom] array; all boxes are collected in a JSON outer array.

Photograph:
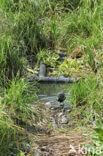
[[69, 75, 103, 122], [1, 0, 103, 78], [0, 78, 38, 155], [70, 75, 97, 106], [83, 120, 103, 155]]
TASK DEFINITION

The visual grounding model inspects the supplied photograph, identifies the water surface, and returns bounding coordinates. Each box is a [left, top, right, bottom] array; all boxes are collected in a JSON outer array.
[[37, 83, 71, 105]]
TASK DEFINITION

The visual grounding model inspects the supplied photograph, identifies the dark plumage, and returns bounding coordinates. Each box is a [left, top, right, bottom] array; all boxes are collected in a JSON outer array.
[[57, 92, 66, 103]]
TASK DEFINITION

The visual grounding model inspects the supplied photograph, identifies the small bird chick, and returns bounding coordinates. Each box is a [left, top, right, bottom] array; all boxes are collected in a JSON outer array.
[[57, 92, 66, 103]]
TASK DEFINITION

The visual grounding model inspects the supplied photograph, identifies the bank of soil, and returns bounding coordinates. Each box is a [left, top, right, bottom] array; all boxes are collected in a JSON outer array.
[[29, 103, 93, 156]]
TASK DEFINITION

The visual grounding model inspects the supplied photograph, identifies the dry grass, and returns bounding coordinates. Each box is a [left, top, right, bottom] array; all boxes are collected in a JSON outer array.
[[32, 132, 92, 156]]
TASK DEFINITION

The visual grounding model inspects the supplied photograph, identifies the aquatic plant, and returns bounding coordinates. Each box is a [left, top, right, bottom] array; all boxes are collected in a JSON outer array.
[[57, 58, 81, 76], [37, 49, 59, 67]]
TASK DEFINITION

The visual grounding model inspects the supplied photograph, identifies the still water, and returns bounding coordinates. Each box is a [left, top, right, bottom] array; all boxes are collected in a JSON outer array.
[[37, 83, 71, 105]]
